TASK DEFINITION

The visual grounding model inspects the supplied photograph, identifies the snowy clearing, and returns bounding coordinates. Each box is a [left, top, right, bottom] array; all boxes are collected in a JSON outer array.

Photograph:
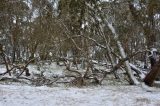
[[0, 85, 160, 106]]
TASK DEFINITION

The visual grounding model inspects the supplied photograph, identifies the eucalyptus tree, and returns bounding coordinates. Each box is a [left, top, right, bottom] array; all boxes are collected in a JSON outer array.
[[0, 0, 30, 62], [57, 0, 136, 83], [26, 0, 58, 60], [58, 0, 92, 68], [128, 0, 160, 48]]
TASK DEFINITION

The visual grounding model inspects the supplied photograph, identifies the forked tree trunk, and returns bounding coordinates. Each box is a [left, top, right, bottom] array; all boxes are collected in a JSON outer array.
[[144, 60, 160, 86]]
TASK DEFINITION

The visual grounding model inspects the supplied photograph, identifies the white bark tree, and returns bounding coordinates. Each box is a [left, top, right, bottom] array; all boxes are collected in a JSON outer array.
[[106, 21, 140, 85]]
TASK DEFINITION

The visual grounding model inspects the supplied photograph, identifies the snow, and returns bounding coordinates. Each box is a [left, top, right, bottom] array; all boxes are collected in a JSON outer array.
[[129, 63, 145, 79], [0, 64, 160, 106], [0, 84, 160, 106], [27, 63, 64, 77], [151, 48, 157, 52]]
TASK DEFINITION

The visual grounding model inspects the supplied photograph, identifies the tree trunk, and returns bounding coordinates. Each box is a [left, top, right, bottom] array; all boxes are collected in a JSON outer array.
[[29, 43, 38, 61], [12, 45, 16, 63], [144, 60, 160, 86], [107, 22, 140, 85]]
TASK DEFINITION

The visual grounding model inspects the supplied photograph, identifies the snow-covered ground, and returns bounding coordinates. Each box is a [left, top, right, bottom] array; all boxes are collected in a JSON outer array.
[[0, 63, 160, 106], [0, 84, 160, 106]]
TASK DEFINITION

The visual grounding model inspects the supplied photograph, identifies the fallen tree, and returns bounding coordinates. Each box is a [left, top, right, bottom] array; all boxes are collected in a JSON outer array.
[[0, 49, 34, 77], [129, 63, 145, 80]]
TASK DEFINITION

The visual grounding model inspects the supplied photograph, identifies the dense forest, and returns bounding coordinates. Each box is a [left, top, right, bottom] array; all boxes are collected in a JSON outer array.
[[0, 0, 160, 86], [1, 0, 160, 105]]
